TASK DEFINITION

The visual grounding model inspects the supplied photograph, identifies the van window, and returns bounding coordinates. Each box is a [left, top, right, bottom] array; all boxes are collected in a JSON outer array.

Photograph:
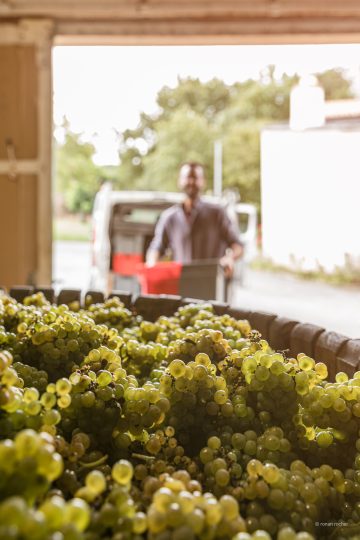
[[109, 202, 172, 260], [121, 208, 165, 225], [237, 212, 250, 233]]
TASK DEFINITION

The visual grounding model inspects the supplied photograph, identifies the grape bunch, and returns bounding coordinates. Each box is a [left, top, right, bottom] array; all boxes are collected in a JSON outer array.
[[0, 429, 63, 503], [0, 292, 360, 539]]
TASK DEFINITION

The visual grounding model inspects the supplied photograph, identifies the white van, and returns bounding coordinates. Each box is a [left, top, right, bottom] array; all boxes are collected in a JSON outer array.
[[90, 183, 257, 295]]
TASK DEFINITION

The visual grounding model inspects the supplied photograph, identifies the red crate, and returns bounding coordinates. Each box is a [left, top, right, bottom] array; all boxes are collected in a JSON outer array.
[[136, 262, 182, 294], [113, 253, 143, 276]]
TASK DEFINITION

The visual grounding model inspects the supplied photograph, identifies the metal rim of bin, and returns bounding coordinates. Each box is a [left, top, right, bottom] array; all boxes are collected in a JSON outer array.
[[3, 285, 360, 380]]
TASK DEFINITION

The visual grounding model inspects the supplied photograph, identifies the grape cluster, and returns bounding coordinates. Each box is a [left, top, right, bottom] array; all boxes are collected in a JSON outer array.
[[1, 293, 360, 539], [0, 495, 90, 540], [0, 429, 63, 502], [146, 470, 245, 539], [84, 296, 134, 331]]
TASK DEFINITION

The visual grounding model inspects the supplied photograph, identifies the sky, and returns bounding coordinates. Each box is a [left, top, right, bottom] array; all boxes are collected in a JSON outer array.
[[53, 44, 360, 165]]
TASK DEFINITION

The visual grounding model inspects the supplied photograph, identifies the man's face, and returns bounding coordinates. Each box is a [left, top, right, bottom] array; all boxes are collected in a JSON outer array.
[[178, 164, 205, 199]]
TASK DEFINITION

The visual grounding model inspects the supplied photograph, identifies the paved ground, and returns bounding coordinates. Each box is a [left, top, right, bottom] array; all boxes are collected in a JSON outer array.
[[53, 241, 360, 338], [232, 268, 360, 338], [53, 241, 91, 290]]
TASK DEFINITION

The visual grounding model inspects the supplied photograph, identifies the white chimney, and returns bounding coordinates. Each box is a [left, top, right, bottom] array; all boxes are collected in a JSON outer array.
[[290, 75, 325, 131]]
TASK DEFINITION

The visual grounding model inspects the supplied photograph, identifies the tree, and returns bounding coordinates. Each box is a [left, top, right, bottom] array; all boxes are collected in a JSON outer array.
[[157, 77, 233, 122], [55, 119, 101, 214], [55, 68, 354, 215], [117, 78, 232, 186], [222, 121, 263, 209], [119, 68, 353, 207], [138, 108, 215, 192], [316, 68, 353, 100]]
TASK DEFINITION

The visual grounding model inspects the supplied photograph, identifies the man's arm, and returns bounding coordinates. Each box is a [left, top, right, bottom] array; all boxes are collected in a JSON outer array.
[[145, 211, 169, 266], [218, 207, 244, 278]]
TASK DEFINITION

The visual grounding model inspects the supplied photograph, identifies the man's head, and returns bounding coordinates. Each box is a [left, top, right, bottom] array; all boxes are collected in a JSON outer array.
[[178, 162, 205, 200]]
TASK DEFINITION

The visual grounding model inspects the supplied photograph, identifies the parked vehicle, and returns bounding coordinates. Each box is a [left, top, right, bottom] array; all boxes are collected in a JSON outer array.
[[90, 184, 257, 296]]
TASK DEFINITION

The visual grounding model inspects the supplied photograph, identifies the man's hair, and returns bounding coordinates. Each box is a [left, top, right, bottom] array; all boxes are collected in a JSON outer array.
[[180, 162, 205, 174]]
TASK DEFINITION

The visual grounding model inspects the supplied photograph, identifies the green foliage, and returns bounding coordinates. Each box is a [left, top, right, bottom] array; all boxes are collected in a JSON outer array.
[[139, 108, 215, 191], [116, 67, 353, 207], [55, 119, 102, 214], [316, 68, 353, 100], [222, 121, 263, 209], [157, 77, 233, 122], [55, 67, 354, 214]]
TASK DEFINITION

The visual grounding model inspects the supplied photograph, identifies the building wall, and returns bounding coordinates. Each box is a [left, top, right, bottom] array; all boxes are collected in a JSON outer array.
[[261, 127, 360, 271]]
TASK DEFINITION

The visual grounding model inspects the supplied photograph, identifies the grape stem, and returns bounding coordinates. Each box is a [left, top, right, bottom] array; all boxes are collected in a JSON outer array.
[[79, 454, 108, 469], [131, 453, 155, 462]]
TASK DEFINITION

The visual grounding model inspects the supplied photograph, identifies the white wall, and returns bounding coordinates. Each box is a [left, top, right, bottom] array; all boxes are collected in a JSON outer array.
[[261, 127, 360, 271]]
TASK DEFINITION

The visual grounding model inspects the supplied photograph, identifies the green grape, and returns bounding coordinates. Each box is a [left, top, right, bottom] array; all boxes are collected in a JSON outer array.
[[169, 359, 186, 379], [147, 506, 167, 532], [112, 459, 134, 485], [86, 470, 106, 495], [195, 352, 211, 367], [316, 431, 333, 448], [336, 371, 348, 383], [42, 409, 61, 425], [333, 397, 346, 412], [244, 440, 257, 456], [40, 392, 57, 409], [267, 488, 285, 510], [214, 390, 228, 405], [252, 531, 272, 540], [277, 527, 297, 540], [39, 495, 66, 528], [262, 464, 280, 484], [352, 403, 360, 417], [69, 371, 81, 384], [58, 394, 72, 408], [56, 377, 72, 395], [81, 391, 96, 407], [133, 511, 147, 533], [298, 356, 315, 371], [199, 447, 214, 464], [45, 451, 64, 481], [97, 370, 112, 386], [247, 459, 263, 477], [153, 487, 174, 511], [24, 399, 41, 416], [215, 468, 230, 487], [64, 498, 90, 531], [255, 366, 270, 381], [15, 429, 40, 457], [23, 387, 39, 402], [178, 491, 195, 513], [208, 436, 221, 450]]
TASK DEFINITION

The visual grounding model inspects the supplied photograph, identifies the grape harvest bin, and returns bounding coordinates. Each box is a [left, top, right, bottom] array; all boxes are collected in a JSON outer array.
[[5, 285, 360, 381]]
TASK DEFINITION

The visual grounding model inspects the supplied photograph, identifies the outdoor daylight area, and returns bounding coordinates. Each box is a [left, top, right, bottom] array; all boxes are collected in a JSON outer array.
[[53, 44, 360, 337], [2, 3, 360, 540]]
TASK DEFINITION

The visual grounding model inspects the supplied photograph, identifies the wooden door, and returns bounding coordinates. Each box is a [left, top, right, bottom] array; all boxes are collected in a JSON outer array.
[[0, 21, 53, 289]]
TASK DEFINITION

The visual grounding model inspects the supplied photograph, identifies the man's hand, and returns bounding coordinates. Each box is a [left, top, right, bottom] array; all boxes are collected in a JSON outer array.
[[145, 249, 160, 267], [220, 243, 244, 279], [220, 254, 235, 279]]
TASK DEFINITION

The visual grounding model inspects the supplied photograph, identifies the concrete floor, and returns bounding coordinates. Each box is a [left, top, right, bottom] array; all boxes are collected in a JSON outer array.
[[53, 241, 360, 338]]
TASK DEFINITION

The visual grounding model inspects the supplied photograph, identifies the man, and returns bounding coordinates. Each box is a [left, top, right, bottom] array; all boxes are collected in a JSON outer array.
[[146, 162, 243, 277]]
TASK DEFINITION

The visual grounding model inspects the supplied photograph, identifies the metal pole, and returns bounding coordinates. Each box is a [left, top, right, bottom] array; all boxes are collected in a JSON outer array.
[[213, 140, 222, 197]]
